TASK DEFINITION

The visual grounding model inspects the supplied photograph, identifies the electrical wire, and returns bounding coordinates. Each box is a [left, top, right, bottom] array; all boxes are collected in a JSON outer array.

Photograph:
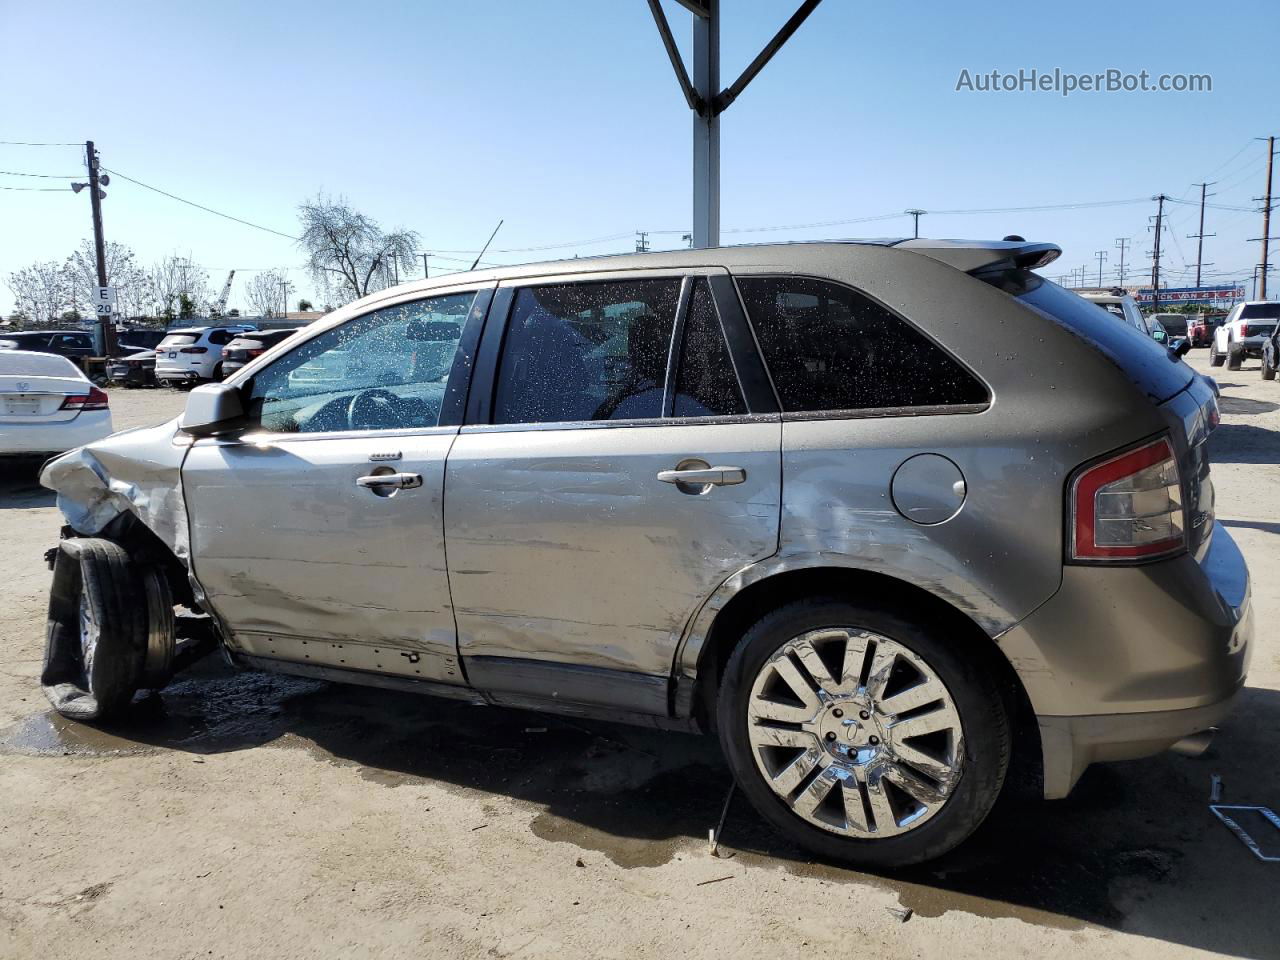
[[0, 169, 79, 178], [0, 140, 82, 147], [0, 184, 70, 191], [102, 167, 299, 241]]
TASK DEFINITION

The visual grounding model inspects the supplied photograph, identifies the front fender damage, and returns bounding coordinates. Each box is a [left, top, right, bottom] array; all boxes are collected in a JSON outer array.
[[39, 418, 193, 566]]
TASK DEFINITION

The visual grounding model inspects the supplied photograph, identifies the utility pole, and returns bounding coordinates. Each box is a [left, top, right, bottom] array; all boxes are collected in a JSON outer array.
[[422, 253, 429, 279], [1187, 181, 1216, 288], [1149, 194, 1169, 311], [1114, 238, 1130, 286], [904, 209, 926, 238], [280, 280, 288, 320], [635, 231, 651, 253], [1252, 135, 1275, 300], [83, 141, 117, 357], [1094, 250, 1108, 287]]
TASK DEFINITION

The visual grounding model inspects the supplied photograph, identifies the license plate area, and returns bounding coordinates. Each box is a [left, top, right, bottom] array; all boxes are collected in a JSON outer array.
[[4, 396, 42, 415]]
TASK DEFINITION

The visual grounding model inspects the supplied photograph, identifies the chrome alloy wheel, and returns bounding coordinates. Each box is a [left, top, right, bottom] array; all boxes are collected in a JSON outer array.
[[78, 590, 101, 682], [746, 628, 965, 839]]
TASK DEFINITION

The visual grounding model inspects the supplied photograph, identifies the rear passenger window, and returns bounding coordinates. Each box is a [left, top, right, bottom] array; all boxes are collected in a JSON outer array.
[[208, 330, 234, 346], [736, 277, 988, 412], [493, 279, 680, 424], [673, 279, 746, 417]]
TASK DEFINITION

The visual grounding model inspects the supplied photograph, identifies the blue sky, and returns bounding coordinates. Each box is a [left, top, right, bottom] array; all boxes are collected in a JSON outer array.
[[1, 0, 1277, 314]]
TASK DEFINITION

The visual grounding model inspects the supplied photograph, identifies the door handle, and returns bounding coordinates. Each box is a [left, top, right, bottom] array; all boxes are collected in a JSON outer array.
[[656, 466, 746, 486], [356, 472, 423, 490]]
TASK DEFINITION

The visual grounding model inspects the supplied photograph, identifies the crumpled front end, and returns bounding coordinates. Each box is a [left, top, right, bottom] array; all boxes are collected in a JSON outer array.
[[39, 418, 193, 566]]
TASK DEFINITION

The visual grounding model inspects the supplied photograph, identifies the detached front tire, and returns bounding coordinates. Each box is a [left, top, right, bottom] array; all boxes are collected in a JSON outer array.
[[1227, 342, 1243, 370], [42, 539, 147, 722], [1210, 341, 1225, 367], [716, 598, 1010, 868]]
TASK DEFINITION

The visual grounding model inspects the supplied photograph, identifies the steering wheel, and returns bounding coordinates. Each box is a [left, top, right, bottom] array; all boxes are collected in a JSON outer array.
[[347, 388, 402, 431]]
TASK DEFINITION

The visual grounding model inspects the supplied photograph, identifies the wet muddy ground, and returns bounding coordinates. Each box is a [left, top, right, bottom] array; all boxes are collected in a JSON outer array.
[[1, 360, 1278, 960]]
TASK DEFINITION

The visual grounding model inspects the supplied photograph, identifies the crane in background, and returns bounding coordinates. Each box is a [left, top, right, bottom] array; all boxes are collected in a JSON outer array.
[[210, 270, 236, 318]]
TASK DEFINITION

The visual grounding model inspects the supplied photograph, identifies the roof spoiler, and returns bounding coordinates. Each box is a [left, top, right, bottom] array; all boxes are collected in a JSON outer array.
[[893, 238, 1062, 273]]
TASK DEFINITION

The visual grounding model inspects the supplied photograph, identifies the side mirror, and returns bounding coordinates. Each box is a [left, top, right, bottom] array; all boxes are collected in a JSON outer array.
[[1151, 328, 1167, 343], [1170, 338, 1192, 358], [180, 382, 245, 436]]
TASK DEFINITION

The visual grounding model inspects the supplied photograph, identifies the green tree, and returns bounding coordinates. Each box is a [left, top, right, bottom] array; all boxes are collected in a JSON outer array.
[[178, 293, 196, 319], [297, 298, 313, 312]]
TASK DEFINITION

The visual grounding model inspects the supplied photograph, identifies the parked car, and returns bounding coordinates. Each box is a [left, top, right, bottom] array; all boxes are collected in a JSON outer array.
[[0, 330, 96, 361], [1149, 312, 1189, 340], [219, 328, 301, 378], [1210, 301, 1280, 369], [1187, 313, 1225, 347], [1077, 289, 1151, 334], [108, 349, 157, 388], [1262, 324, 1280, 381], [154, 324, 258, 386], [117, 328, 169, 352], [38, 239, 1249, 868], [1, 350, 112, 456]]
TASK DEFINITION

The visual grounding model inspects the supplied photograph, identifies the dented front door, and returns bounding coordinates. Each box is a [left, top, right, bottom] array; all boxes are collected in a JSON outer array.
[[180, 287, 490, 686]]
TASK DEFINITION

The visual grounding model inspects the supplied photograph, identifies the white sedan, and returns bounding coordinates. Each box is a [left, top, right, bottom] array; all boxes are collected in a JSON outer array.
[[0, 351, 113, 456]]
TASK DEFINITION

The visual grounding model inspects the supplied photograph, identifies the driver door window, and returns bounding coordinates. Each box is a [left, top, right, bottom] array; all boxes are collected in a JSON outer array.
[[246, 292, 475, 433]]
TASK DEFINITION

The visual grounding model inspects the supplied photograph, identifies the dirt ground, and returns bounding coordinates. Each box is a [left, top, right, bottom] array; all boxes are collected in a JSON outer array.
[[1, 355, 1277, 960]]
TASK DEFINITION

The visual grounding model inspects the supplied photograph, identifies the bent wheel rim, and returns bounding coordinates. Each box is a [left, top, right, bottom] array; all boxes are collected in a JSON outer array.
[[746, 628, 965, 839], [78, 591, 100, 683]]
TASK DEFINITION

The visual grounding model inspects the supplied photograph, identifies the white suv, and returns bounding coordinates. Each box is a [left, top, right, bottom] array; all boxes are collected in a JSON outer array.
[[1210, 301, 1280, 369], [155, 325, 258, 386], [1077, 289, 1152, 335]]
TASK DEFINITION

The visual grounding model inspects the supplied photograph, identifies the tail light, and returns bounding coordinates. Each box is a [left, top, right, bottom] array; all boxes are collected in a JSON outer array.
[[247, 348, 264, 358], [1070, 437, 1185, 562], [60, 386, 109, 412], [179, 346, 208, 354]]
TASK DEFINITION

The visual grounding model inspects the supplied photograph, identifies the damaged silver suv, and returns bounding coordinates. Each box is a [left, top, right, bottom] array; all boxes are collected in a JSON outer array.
[[39, 240, 1251, 868]]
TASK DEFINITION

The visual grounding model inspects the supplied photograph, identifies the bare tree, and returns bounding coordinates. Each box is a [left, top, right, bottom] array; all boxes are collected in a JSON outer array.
[[65, 240, 148, 319], [297, 193, 418, 304], [7, 261, 70, 324], [245, 269, 294, 318], [149, 255, 210, 319]]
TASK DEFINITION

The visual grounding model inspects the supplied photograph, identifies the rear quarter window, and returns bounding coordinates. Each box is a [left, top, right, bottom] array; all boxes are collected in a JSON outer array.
[[735, 276, 988, 413]]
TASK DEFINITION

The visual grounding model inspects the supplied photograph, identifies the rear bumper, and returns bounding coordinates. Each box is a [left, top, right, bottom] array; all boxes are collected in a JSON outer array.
[[154, 366, 200, 381], [0, 410, 114, 455], [997, 521, 1252, 798], [1037, 693, 1240, 799]]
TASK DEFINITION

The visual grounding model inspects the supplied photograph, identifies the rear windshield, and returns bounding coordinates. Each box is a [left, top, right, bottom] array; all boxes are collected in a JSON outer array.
[[158, 334, 198, 348], [979, 270, 1193, 403], [1241, 303, 1280, 320], [0, 351, 85, 378], [1153, 315, 1188, 333]]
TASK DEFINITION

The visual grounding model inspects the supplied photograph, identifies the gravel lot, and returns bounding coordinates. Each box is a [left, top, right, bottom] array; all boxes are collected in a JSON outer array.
[[1, 355, 1277, 960]]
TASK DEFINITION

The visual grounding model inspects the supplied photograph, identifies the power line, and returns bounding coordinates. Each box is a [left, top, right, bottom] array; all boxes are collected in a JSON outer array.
[[0, 139, 83, 147], [102, 167, 299, 241], [0, 169, 80, 178], [0, 184, 71, 192]]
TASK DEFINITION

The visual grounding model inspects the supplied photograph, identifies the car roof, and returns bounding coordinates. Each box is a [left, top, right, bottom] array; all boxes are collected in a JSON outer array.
[[163, 328, 208, 335], [0, 350, 87, 378]]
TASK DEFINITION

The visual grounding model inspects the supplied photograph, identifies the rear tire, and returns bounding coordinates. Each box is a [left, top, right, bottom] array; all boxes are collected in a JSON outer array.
[[41, 539, 147, 722], [716, 597, 1010, 868], [1227, 342, 1243, 370]]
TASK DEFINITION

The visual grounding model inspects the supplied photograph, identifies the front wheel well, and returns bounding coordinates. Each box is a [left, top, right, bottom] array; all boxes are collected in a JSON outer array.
[[690, 566, 1042, 795]]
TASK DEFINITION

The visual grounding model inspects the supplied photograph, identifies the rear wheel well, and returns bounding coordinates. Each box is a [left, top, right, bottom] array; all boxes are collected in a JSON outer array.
[[692, 567, 1042, 795]]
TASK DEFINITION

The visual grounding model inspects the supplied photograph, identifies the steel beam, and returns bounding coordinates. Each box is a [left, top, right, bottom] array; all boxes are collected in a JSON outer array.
[[692, 0, 719, 248]]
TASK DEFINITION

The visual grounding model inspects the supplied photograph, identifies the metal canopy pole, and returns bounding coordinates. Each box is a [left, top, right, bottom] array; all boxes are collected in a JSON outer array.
[[647, 0, 824, 251], [692, 0, 719, 249]]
